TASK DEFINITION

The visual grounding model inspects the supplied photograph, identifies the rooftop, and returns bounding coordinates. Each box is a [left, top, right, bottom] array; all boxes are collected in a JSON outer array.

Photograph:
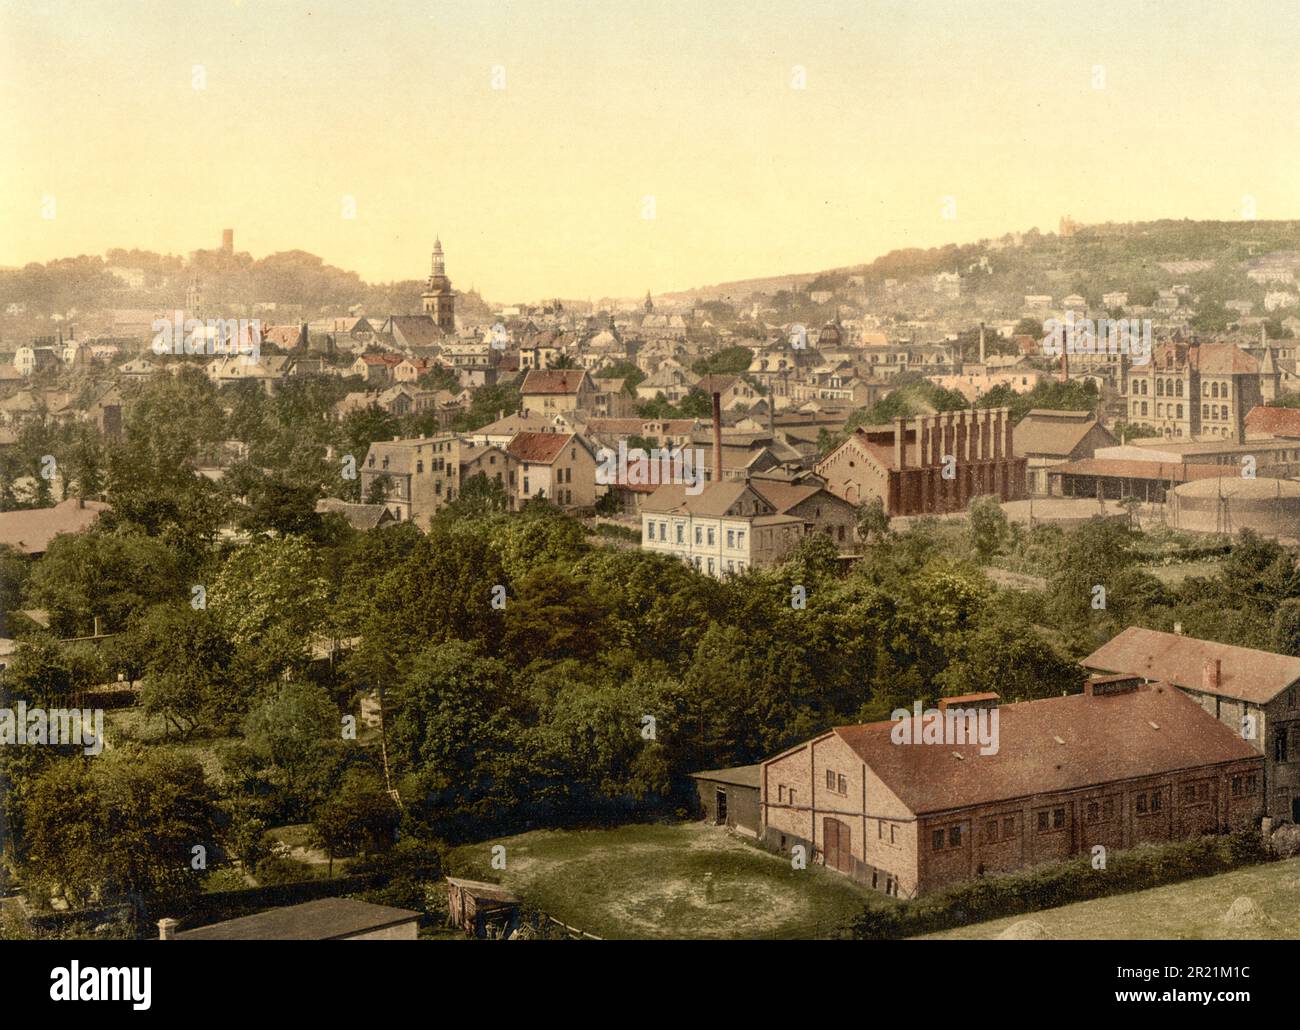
[[171, 897, 420, 940]]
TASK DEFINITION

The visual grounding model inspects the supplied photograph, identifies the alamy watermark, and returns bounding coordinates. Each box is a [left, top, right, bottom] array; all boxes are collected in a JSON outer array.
[[151, 312, 262, 363], [0, 703, 104, 755], [596, 441, 707, 495], [890, 701, 1000, 756], [1041, 312, 1151, 366]]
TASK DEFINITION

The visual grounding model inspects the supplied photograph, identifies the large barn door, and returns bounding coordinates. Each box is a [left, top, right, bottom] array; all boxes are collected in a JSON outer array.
[[824, 817, 851, 873]]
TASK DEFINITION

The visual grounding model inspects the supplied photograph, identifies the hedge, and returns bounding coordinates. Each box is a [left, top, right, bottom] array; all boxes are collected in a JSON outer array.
[[850, 830, 1272, 939]]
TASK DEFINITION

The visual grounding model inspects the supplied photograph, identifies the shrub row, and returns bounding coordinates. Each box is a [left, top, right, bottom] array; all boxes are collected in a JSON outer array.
[[851, 830, 1272, 939]]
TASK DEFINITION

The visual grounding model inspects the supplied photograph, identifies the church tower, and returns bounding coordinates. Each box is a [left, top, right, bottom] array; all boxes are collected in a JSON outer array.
[[421, 238, 455, 333]]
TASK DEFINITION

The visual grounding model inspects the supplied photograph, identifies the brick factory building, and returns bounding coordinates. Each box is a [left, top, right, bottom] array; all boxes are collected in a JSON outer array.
[[814, 408, 1026, 515], [759, 681, 1262, 897]]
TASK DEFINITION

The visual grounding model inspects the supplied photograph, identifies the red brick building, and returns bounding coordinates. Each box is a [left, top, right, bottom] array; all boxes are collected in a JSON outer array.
[[814, 408, 1026, 515], [760, 680, 1262, 897]]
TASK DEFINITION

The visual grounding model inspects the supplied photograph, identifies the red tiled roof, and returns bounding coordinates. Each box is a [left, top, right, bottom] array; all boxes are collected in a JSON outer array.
[[1083, 626, 1300, 705], [1245, 405, 1300, 437], [507, 431, 572, 463], [520, 370, 590, 395], [832, 684, 1258, 816]]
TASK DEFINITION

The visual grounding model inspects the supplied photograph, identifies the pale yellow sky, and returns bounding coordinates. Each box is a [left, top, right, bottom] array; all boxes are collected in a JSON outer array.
[[2, 0, 1297, 302]]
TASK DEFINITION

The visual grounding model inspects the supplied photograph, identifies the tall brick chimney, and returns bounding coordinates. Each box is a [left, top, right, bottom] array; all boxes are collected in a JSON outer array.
[[894, 416, 906, 468], [1202, 658, 1222, 692], [711, 391, 723, 485]]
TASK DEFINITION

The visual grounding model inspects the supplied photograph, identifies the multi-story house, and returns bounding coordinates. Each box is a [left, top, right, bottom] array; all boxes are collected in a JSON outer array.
[[360, 434, 517, 523], [640, 480, 857, 577], [1084, 627, 1300, 823], [506, 431, 599, 510], [520, 369, 599, 415]]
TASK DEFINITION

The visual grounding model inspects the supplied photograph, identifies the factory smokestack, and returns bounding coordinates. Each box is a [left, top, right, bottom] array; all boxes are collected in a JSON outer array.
[[711, 391, 723, 485]]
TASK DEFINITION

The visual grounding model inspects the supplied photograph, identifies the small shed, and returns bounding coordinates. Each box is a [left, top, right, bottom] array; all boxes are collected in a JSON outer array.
[[445, 877, 522, 938], [688, 764, 761, 836]]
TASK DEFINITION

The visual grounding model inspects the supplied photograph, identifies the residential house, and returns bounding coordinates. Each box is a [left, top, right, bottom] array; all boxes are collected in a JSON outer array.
[[520, 369, 599, 415], [1083, 627, 1300, 822], [506, 431, 599, 510]]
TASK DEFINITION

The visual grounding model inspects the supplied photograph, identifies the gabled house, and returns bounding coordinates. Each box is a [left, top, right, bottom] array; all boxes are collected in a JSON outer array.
[[505, 431, 599, 510], [519, 369, 599, 415], [1083, 626, 1300, 822]]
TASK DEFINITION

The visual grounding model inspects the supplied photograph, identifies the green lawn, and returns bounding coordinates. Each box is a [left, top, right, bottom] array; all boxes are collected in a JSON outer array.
[[447, 822, 879, 940], [1141, 559, 1227, 586], [921, 856, 1300, 940]]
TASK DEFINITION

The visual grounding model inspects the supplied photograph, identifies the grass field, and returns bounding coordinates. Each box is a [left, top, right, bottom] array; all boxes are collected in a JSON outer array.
[[921, 856, 1300, 940], [447, 822, 878, 940]]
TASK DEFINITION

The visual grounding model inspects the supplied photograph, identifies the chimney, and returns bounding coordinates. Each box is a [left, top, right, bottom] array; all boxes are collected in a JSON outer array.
[[937, 692, 999, 712], [711, 391, 723, 484], [992, 408, 1004, 461], [978, 322, 986, 364], [914, 415, 927, 468], [1086, 674, 1142, 697], [1003, 406, 1014, 459], [894, 416, 906, 469], [158, 918, 179, 940], [1202, 658, 1222, 692]]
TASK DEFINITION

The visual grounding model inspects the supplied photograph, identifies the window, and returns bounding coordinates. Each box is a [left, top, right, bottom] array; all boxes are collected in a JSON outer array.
[[983, 820, 998, 844], [1232, 776, 1242, 797], [1136, 793, 1148, 814], [1052, 807, 1065, 829], [890, 824, 896, 844], [737, 531, 746, 548], [838, 773, 848, 794], [707, 558, 715, 574], [675, 524, 684, 544], [1275, 726, 1289, 763], [948, 825, 962, 848], [1002, 816, 1015, 839], [1087, 801, 1100, 823], [1247, 774, 1258, 794], [932, 829, 945, 851], [695, 526, 702, 545], [646, 523, 655, 541], [826, 769, 835, 790], [778, 785, 785, 803], [788, 788, 797, 806], [727, 529, 735, 548], [1037, 811, 1049, 832], [1152, 790, 1162, 812], [707, 528, 715, 545]]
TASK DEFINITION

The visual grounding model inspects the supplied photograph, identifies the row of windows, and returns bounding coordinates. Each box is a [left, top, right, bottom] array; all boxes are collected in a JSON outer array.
[[645, 522, 748, 549], [824, 769, 849, 795], [1126, 379, 1238, 399], [689, 555, 746, 575]]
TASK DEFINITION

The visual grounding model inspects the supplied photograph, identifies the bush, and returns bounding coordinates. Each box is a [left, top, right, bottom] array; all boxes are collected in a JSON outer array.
[[851, 831, 1273, 939]]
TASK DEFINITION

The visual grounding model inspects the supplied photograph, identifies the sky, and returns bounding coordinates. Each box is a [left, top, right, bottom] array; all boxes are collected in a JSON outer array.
[[2, 0, 1298, 302]]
